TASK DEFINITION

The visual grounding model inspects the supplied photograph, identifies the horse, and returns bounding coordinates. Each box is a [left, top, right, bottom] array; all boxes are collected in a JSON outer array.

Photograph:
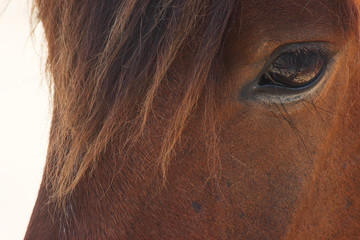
[[25, 0, 360, 239]]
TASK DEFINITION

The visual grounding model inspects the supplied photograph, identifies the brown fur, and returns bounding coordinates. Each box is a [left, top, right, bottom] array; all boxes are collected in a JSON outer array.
[[26, 0, 360, 239]]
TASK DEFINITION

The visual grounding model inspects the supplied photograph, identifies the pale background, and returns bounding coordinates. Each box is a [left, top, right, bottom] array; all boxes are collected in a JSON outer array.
[[0, 0, 50, 239]]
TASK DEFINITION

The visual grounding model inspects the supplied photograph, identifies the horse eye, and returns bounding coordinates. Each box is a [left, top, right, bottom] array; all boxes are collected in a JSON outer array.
[[258, 48, 328, 88]]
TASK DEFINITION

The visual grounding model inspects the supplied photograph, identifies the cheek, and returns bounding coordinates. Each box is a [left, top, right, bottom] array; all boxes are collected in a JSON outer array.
[[216, 48, 350, 187], [209, 65, 349, 232], [218, 42, 352, 168]]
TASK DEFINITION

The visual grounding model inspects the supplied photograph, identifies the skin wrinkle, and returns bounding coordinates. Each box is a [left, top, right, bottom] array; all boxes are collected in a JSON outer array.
[[25, 0, 360, 239]]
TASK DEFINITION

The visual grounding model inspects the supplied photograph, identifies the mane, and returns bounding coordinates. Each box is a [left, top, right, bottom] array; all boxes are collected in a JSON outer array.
[[33, 0, 359, 206]]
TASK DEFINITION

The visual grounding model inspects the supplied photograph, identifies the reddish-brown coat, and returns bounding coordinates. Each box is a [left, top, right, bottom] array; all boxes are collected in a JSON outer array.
[[26, 0, 360, 239]]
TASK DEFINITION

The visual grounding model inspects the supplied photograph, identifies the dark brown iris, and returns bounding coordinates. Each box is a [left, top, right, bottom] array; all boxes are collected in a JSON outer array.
[[261, 50, 327, 88]]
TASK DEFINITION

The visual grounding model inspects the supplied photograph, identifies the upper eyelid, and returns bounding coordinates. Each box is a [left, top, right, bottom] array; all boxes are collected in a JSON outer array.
[[266, 42, 332, 64], [269, 49, 328, 70]]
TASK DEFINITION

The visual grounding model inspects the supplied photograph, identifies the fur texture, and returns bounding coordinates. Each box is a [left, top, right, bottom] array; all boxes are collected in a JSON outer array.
[[26, 0, 360, 239]]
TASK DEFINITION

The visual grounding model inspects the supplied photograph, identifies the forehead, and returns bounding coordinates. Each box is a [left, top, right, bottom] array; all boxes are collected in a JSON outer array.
[[227, 0, 354, 60], [240, 0, 350, 31]]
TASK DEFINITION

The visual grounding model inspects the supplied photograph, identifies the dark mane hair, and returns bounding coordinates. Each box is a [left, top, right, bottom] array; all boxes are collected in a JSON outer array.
[[34, 0, 238, 204], [33, 0, 359, 206]]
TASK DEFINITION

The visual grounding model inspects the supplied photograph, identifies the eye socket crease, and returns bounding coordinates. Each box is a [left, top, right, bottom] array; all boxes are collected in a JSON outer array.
[[239, 41, 336, 104]]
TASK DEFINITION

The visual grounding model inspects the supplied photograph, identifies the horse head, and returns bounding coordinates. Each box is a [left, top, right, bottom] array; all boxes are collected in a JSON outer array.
[[26, 0, 360, 239]]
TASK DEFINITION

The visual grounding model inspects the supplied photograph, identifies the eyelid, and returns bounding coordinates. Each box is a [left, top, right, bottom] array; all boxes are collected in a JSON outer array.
[[266, 42, 333, 66]]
